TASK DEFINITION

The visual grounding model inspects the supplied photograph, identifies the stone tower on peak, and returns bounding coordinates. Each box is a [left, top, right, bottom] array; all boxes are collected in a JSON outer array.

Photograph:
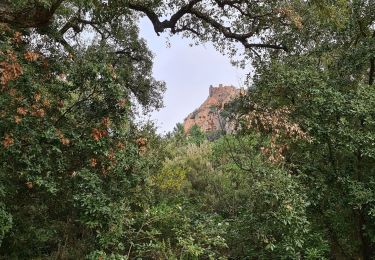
[[183, 84, 241, 134]]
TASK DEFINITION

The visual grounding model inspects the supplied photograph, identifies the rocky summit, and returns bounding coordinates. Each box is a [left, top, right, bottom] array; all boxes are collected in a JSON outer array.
[[183, 84, 242, 133]]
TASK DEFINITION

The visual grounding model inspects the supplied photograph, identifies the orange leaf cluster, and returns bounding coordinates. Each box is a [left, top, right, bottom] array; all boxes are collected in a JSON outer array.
[[242, 106, 309, 140], [277, 7, 303, 29], [12, 32, 23, 44], [60, 138, 70, 146], [2, 134, 14, 148], [117, 98, 127, 108], [56, 129, 70, 146], [34, 92, 42, 102], [30, 94, 50, 117], [31, 108, 46, 118], [136, 137, 147, 154], [24, 51, 40, 62], [90, 158, 97, 167], [117, 141, 125, 150], [17, 107, 28, 116], [0, 50, 23, 86], [14, 115, 22, 124], [136, 137, 147, 146], [241, 105, 310, 164], [91, 128, 108, 141], [43, 98, 51, 108]]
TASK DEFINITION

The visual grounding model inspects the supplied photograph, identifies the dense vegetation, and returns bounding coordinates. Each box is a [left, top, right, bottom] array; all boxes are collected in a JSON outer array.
[[0, 0, 374, 259]]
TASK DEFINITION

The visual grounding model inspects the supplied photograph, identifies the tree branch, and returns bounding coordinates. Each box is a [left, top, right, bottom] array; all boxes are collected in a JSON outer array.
[[189, 8, 287, 51], [128, 1, 287, 51], [128, 0, 203, 35]]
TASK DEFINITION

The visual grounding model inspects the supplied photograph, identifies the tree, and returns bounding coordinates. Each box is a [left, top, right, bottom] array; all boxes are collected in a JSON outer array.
[[0, 4, 164, 258], [228, 1, 375, 258], [187, 124, 206, 145]]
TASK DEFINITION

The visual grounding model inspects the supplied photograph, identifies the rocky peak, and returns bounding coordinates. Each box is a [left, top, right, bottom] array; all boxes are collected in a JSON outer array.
[[183, 84, 242, 133]]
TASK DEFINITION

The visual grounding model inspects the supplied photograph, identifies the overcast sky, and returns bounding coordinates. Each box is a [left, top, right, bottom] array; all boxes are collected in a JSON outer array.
[[138, 19, 247, 134]]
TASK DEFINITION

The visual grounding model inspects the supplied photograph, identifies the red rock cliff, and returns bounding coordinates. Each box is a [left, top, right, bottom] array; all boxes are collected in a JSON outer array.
[[183, 84, 242, 133]]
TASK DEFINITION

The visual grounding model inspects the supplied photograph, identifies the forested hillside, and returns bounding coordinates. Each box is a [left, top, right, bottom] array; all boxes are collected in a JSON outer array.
[[0, 0, 374, 259]]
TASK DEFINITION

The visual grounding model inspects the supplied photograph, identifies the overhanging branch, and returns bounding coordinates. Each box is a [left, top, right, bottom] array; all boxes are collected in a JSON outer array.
[[127, 0, 288, 52]]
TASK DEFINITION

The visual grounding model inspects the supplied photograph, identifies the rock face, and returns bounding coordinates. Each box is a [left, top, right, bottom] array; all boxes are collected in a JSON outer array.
[[183, 84, 242, 133]]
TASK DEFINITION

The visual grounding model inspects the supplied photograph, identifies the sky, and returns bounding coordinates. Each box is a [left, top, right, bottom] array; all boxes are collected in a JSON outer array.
[[138, 18, 248, 134]]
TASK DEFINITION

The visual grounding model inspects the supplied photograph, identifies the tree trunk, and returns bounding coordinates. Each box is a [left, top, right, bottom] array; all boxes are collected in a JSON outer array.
[[0, 0, 63, 29]]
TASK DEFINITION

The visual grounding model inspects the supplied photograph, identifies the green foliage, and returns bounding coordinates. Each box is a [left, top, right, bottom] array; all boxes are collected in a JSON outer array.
[[209, 136, 324, 258], [230, 1, 375, 258], [152, 161, 188, 192], [150, 134, 322, 258], [187, 125, 206, 145], [0, 195, 12, 245], [0, 22, 160, 258], [132, 202, 228, 259]]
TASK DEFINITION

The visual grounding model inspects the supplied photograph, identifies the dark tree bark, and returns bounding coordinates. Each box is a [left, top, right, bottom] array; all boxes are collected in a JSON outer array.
[[0, 0, 63, 28]]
